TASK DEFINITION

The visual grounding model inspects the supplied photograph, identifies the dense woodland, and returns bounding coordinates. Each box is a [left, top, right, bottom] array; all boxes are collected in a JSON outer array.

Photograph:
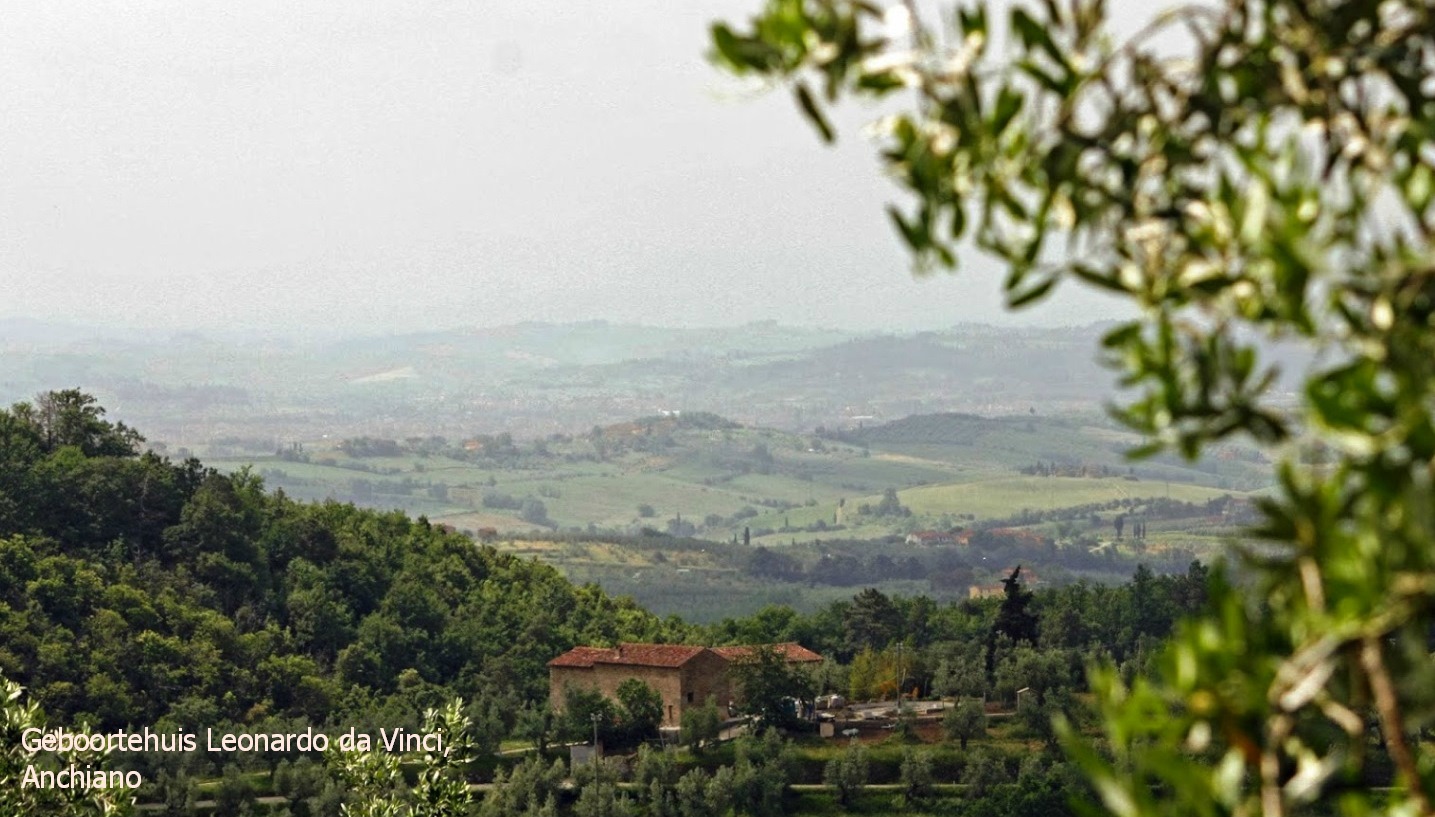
[[0, 392, 685, 734], [2, 392, 1224, 815]]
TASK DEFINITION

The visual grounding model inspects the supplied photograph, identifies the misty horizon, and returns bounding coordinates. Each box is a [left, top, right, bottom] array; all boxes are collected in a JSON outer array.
[[0, 312, 1128, 346], [3, 1, 1133, 337]]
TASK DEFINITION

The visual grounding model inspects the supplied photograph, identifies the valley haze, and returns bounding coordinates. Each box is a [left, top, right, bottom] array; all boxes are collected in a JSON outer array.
[[0, 318, 1132, 443]]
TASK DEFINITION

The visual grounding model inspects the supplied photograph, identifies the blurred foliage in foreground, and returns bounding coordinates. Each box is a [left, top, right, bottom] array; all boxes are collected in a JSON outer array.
[[712, 0, 1435, 813]]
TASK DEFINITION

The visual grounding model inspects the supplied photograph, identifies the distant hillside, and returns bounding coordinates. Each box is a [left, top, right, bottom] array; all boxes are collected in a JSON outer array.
[[832, 412, 1007, 444], [731, 329, 1108, 394], [0, 320, 1127, 446], [204, 405, 1272, 561]]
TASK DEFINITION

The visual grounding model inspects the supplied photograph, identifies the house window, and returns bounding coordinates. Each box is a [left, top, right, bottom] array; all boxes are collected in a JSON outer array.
[[686, 692, 694, 704]]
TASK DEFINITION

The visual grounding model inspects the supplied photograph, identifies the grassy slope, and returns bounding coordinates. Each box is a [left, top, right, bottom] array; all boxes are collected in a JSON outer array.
[[900, 476, 1234, 517], [214, 412, 1263, 540]]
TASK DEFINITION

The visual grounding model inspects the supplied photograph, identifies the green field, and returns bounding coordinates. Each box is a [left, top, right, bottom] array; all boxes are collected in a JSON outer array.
[[212, 412, 1267, 546], [209, 410, 1266, 617], [897, 476, 1237, 518]]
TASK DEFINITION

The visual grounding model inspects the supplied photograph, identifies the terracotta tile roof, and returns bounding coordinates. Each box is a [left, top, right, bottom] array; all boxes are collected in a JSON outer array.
[[550, 642, 825, 670], [711, 642, 824, 664], [548, 643, 709, 669], [611, 643, 708, 667], [548, 646, 619, 668]]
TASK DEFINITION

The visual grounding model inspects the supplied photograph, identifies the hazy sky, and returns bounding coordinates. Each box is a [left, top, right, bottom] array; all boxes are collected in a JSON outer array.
[[2, 0, 1131, 336]]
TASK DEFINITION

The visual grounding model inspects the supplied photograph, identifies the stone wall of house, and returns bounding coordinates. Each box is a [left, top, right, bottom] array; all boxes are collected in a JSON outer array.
[[549, 653, 734, 727], [597, 663, 685, 726], [678, 651, 733, 717], [549, 666, 599, 713]]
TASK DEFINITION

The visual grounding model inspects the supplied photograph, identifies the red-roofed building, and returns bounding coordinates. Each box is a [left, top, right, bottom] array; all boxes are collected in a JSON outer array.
[[969, 566, 1042, 600], [710, 642, 824, 664], [548, 642, 823, 727], [999, 566, 1042, 586]]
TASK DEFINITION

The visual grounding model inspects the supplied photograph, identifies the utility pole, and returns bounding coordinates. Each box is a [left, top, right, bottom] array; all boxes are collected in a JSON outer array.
[[591, 712, 601, 758]]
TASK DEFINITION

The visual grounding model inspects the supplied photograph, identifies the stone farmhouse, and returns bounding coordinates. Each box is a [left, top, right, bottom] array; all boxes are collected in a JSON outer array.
[[904, 530, 957, 546], [548, 642, 823, 727]]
